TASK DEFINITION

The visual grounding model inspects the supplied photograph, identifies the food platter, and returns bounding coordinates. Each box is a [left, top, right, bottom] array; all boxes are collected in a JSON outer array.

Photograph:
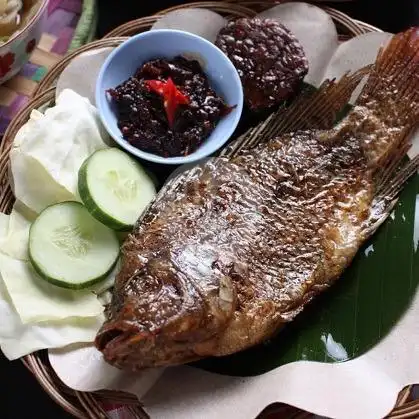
[[1, 2, 419, 419]]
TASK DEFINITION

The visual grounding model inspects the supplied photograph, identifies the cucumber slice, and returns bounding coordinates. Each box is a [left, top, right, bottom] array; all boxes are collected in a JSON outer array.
[[29, 202, 120, 290], [78, 148, 156, 231]]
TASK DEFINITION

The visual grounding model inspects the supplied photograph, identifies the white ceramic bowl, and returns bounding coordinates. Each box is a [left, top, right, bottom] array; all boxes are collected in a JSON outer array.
[[0, 0, 48, 84]]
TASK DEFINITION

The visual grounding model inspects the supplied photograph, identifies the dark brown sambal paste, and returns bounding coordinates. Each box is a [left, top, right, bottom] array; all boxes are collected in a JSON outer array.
[[107, 56, 233, 158]]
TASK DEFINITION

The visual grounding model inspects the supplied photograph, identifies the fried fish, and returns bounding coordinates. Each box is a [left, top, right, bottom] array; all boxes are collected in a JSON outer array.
[[96, 28, 419, 370]]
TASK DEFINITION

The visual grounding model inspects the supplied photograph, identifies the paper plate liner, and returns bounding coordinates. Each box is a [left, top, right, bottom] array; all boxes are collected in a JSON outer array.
[[1, 2, 415, 418]]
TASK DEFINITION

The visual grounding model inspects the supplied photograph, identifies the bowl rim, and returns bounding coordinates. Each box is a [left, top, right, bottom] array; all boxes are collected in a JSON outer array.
[[0, 0, 48, 48], [95, 28, 244, 165]]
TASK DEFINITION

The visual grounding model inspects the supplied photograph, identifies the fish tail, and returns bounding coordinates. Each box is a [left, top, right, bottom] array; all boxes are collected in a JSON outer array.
[[351, 27, 419, 165], [353, 28, 419, 235]]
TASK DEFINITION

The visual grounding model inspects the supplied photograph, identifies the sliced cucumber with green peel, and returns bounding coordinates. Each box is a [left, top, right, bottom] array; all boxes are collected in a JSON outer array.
[[29, 202, 120, 290], [78, 148, 156, 231]]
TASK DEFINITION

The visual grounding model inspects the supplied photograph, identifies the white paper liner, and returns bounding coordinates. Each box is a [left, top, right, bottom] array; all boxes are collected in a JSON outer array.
[[322, 31, 393, 104], [41, 4, 419, 418], [48, 344, 163, 397], [56, 47, 114, 105], [151, 8, 227, 43], [258, 2, 339, 87]]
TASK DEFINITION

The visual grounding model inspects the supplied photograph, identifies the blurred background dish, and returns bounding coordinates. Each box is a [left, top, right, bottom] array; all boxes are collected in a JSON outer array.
[[0, 0, 47, 84]]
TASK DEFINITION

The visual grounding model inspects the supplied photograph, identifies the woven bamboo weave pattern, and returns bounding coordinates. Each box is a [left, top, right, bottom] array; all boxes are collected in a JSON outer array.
[[2, 2, 417, 418]]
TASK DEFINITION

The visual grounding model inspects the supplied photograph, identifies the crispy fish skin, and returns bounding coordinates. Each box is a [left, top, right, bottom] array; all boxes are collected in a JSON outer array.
[[96, 28, 419, 370]]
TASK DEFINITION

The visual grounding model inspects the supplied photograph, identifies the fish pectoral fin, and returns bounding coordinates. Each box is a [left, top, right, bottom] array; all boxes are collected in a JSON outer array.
[[377, 154, 419, 200], [364, 151, 419, 237], [363, 198, 399, 238], [365, 150, 419, 237]]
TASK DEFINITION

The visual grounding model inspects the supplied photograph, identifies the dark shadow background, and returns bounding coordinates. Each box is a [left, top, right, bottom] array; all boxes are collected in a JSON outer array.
[[96, 0, 419, 37], [1, 1, 419, 417]]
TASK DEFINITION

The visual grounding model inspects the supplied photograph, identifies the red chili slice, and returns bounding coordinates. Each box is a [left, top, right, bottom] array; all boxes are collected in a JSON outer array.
[[145, 77, 190, 128]]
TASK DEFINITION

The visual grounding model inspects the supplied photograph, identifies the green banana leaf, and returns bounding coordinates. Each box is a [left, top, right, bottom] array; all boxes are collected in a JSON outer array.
[[191, 87, 419, 376], [194, 174, 419, 375]]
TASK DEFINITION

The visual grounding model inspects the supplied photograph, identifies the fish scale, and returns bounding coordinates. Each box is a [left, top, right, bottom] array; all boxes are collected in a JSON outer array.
[[96, 28, 419, 370]]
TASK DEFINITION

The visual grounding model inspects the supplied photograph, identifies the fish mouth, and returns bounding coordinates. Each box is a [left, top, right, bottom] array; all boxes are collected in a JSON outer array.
[[95, 321, 150, 367], [95, 320, 212, 370], [96, 327, 131, 352]]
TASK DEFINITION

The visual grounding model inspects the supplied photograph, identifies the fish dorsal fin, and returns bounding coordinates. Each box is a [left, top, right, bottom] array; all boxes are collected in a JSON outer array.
[[221, 67, 369, 158]]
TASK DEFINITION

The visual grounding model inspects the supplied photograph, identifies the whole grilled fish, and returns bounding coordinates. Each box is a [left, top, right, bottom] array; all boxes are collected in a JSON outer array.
[[96, 29, 419, 370]]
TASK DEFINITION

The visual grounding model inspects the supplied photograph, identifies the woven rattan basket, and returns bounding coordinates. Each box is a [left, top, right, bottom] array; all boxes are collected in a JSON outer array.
[[2, 2, 419, 418]]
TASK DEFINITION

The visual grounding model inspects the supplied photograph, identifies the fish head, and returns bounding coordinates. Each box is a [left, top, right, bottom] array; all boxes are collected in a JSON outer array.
[[95, 244, 237, 370]]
